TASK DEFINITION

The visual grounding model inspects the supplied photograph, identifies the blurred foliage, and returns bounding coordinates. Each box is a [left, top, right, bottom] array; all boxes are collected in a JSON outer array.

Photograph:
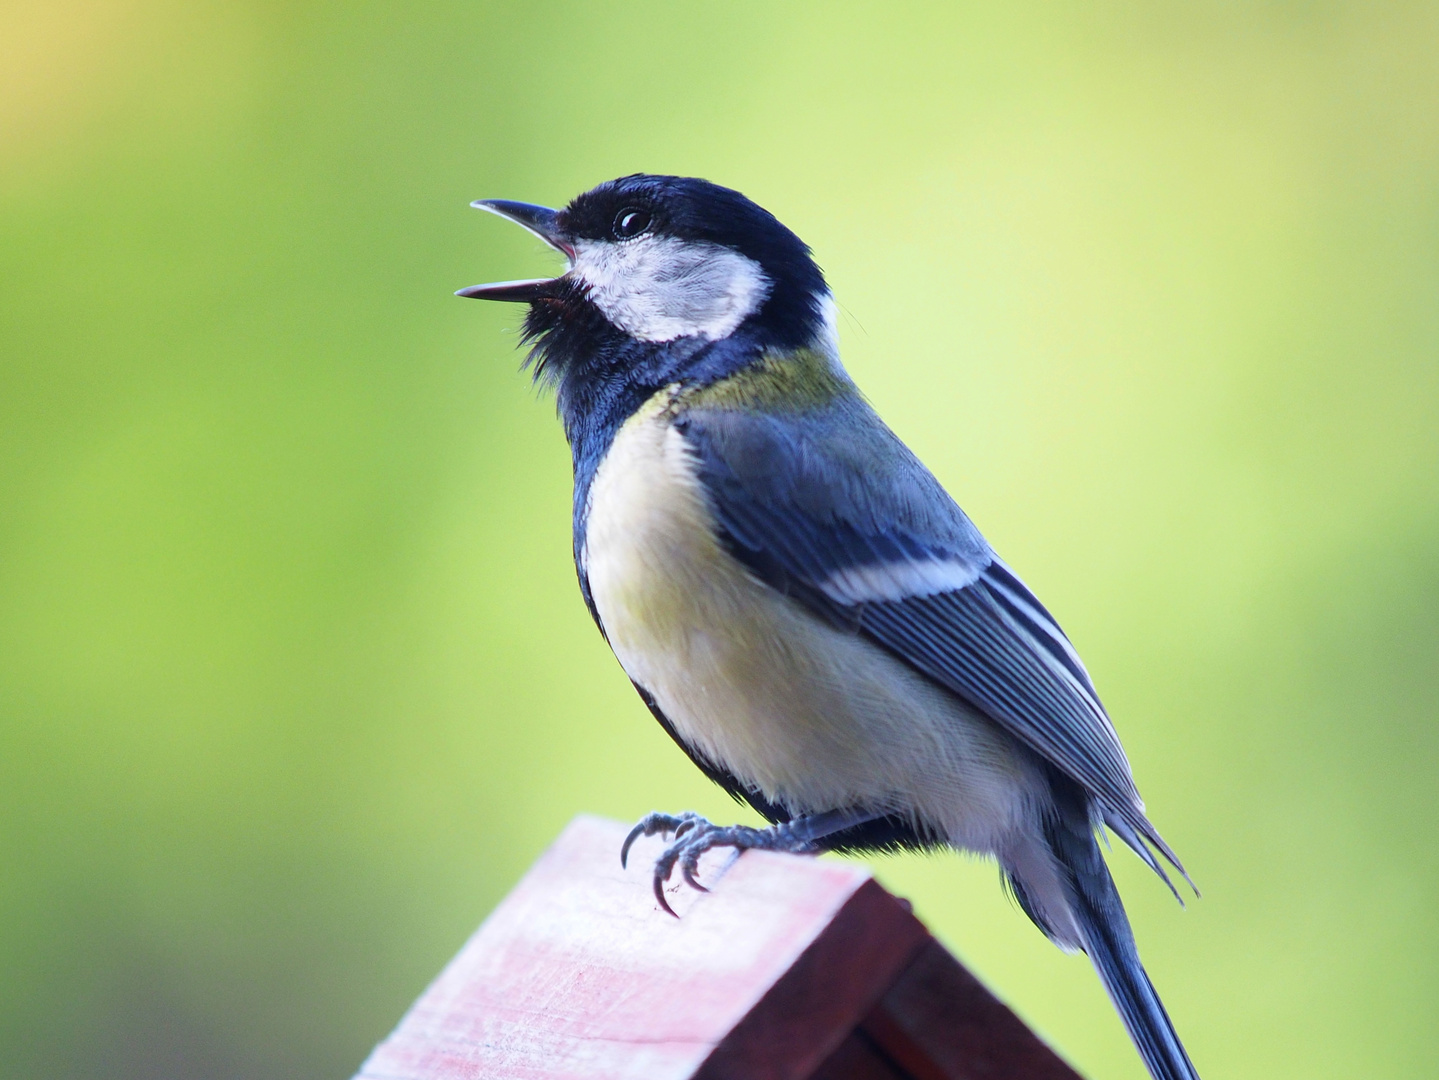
[[1, 2, 1436, 1077]]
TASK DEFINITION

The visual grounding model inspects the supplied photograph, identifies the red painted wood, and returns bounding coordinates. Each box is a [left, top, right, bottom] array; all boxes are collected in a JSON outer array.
[[355, 816, 920, 1080], [808, 1032, 908, 1080], [354, 815, 1086, 1080], [858, 939, 1084, 1080], [696, 878, 928, 1079]]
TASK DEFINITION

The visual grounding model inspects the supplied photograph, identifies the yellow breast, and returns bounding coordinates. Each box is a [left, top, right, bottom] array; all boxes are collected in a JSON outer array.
[[581, 387, 1036, 840]]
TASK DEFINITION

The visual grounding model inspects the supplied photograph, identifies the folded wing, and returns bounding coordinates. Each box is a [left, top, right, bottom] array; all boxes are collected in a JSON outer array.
[[675, 399, 1188, 890]]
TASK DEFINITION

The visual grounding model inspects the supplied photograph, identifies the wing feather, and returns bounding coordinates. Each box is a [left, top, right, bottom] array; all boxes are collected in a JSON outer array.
[[676, 401, 1188, 884]]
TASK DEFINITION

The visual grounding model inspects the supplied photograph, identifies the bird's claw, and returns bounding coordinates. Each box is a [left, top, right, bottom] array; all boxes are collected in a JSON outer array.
[[620, 811, 705, 869], [621, 811, 820, 917]]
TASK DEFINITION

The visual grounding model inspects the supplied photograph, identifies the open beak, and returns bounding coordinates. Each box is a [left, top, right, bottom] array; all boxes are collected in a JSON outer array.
[[456, 200, 575, 302]]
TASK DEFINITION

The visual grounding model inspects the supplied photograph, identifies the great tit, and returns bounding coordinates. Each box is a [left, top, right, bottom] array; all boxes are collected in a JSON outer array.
[[459, 174, 1201, 1080]]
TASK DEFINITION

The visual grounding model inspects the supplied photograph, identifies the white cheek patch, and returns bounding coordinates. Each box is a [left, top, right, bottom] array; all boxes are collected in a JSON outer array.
[[572, 235, 772, 342], [813, 291, 843, 363], [819, 558, 984, 605]]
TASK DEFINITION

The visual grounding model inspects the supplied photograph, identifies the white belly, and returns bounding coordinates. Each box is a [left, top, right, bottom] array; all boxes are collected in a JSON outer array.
[[581, 389, 1046, 852]]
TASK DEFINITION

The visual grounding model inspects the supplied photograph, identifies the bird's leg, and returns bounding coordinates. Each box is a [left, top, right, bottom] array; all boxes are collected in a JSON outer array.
[[620, 807, 882, 916]]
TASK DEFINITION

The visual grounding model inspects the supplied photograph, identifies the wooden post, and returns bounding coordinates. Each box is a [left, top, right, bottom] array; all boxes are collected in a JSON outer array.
[[354, 816, 1083, 1080]]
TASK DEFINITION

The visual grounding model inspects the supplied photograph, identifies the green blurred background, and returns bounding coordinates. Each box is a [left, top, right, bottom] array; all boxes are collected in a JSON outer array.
[[3, 2, 1436, 1077]]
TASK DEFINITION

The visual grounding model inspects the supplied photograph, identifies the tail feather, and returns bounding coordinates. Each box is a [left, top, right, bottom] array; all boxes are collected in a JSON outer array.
[[1075, 877, 1199, 1080], [1053, 816, 1201, 1080]]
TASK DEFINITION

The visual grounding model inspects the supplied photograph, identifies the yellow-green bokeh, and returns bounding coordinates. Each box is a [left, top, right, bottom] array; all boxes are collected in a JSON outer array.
[[3, 3, 1437, 1077]]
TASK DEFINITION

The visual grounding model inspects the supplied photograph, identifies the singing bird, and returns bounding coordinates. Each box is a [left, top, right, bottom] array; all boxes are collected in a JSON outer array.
[[459, 174, 1201, 1080]]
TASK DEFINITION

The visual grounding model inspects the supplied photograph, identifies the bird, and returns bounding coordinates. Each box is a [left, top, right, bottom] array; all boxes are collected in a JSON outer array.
[[458, 174, 1202, 1080]]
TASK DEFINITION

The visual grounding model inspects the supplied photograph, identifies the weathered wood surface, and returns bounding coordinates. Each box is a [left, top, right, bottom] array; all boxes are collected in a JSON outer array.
[[354, 815, 1082, 1080]]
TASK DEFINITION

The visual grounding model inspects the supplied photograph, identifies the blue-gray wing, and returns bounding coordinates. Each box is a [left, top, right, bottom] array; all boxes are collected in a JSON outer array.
[[674, 398, 1187, 884]]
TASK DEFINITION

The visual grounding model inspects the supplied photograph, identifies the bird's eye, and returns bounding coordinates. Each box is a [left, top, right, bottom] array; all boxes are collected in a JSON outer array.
[[613, 208, 652, 239]]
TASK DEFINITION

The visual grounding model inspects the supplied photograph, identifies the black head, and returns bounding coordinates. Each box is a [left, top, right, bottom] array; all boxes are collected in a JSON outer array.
[[459, 175, 830, 382]]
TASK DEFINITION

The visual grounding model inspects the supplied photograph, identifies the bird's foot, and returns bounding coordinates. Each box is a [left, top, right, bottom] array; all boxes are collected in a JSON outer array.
[[620, 811, 820, 916]]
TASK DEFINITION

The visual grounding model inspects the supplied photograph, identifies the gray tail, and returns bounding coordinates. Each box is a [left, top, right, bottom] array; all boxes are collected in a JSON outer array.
[[1038, 787, 1201, 1080]]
